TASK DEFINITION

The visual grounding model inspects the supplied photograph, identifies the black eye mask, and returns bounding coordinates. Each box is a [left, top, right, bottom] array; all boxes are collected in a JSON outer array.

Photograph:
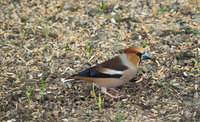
[[135, 52, 142, 59]]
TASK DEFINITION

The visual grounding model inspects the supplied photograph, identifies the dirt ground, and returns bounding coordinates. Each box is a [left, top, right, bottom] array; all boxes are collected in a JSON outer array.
[[0, 0, 200, 121]]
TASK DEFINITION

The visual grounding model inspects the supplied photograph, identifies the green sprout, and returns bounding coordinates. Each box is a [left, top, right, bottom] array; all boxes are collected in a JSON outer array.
[[101, 0, 105, 11], [186, 39, 191, 43], [75, 23, 85, 30], [114, 30, 119, 36], [184, 28, 200, 35], [184, 101, 192, 108], [98, 92, 102, 111], [142, 43, 146, 48], [21, 17, 28, 26], [92, 83, 103, 112], [41, 27, 50, 38], [137, 69, 142, 75], [66, 43, 71, 51], [160, 6, 167, 14], [117, 99, 122, 122], [131, 24, 135, 32], [98, 0, 106, 14], [18, 71, 22, 79], [2, 105, 5, 111], [196, 52, 200, 70], [116, 11, 124, 21], [159, 80, 171, 96], [25, 80, 35, 102], [41, 75, 45, 100], [26, 87, 34, 102], [1, 105, 6, 116], [85, 40, 93, 56], [157, 6, 167, 15]]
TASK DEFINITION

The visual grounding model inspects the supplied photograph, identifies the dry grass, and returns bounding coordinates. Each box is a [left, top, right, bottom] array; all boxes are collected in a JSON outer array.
[[0, 0, 200, 121]]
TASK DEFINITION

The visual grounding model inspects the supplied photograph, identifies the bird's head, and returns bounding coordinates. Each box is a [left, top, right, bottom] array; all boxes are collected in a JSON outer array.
[[124, 46, 152, 66]]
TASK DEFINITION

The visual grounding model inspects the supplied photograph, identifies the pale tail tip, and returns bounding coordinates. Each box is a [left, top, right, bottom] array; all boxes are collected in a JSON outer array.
[[61, 78, 75, 83]]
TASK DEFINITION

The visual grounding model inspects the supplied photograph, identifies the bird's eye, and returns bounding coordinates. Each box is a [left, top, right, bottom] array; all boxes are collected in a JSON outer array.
[[135, 52, 142, 58]]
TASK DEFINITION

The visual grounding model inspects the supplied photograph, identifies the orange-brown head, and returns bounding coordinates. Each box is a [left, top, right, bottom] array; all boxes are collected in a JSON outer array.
[[124, 46, 151, 67], [124, 46, 145, 54]]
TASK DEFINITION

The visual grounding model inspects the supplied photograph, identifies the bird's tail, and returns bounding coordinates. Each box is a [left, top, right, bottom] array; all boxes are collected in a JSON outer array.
[[61, 76, 95, 83], [61, 77, 75, 83], [61, 67, 98, 83]]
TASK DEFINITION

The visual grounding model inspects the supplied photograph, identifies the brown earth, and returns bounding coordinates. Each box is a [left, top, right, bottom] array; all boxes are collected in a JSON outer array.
[[0, 0, 200, 121]]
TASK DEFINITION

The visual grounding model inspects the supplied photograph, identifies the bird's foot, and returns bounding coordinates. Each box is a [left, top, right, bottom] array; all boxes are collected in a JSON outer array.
[[105, 92, 124, 99], [108, 88, 120, 94]]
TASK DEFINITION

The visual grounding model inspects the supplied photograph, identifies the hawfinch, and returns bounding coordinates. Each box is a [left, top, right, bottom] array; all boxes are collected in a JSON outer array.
[[62, 46, 152, 99]]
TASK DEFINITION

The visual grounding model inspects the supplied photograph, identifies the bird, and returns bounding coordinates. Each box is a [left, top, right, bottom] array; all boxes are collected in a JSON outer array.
[[61, 46, 152, 99]]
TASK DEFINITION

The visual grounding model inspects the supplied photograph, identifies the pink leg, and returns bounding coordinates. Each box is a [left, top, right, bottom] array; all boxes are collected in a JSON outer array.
[[108, 88, 120, 93], [105, 92, 124, 99]]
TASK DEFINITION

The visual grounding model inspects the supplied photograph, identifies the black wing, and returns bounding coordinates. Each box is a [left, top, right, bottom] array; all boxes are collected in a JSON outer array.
[[72, 67, 122, 78]]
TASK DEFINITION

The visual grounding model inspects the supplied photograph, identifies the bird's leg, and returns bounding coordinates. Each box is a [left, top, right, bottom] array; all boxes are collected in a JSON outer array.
[[108, 88, 120, 93], [101, 87, 123, 99], [104, 92, 123, 99]]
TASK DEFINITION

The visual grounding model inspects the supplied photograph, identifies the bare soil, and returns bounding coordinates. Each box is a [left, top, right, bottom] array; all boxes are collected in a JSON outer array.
[[0, 0, 200, 121]]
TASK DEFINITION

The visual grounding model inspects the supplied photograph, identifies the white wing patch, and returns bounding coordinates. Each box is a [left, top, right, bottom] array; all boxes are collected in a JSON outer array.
[[103, 69, 123, 75]]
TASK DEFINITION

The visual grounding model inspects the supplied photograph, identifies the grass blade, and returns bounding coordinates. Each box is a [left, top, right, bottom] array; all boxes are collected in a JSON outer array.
[[117, 99, 122, 122]]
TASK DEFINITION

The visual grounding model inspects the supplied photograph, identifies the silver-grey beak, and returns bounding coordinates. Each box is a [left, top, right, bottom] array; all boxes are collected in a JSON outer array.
[[141, 51, 152, 60]]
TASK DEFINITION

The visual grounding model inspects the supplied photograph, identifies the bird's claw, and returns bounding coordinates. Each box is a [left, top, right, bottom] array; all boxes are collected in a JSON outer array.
[[105, 92, 124, 99], [108, 88, 120, 94]]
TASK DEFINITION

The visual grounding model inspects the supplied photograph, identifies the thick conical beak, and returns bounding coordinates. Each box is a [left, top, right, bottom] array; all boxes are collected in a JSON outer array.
[[141, 51, 152, 60]]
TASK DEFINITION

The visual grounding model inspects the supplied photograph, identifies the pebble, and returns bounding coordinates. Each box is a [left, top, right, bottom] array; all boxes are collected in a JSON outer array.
[[111, 18, 116, 23], [183, 72, 188, 76]]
